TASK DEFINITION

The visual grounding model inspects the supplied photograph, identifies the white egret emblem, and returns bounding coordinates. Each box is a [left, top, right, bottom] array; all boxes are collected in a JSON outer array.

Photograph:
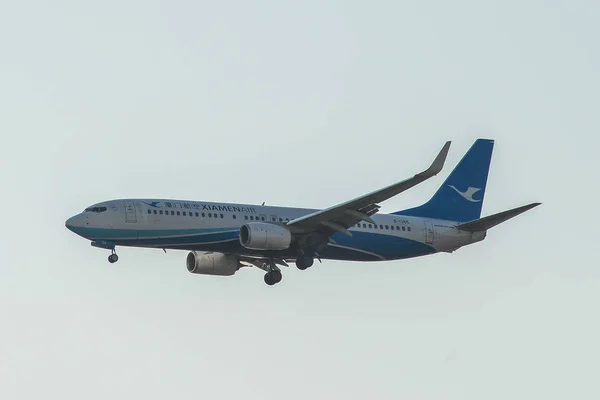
[[448, 185, 482, 202]]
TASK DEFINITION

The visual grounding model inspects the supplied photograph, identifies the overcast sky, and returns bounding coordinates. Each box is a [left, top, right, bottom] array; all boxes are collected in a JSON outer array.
[[1, 1, 599, 399]]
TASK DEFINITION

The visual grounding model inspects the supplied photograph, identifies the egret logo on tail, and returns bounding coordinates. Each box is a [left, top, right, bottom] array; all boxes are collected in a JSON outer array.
[[448, 185, 482, 202]]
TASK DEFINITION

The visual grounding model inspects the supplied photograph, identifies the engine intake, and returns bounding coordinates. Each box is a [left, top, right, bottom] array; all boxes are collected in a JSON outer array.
[[186, 251, 240, 276], [239, 222, 292, 250]]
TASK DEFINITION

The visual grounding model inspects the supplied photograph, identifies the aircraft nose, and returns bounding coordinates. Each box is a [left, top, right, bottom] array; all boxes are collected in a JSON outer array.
[[65, 215, 79, 232]]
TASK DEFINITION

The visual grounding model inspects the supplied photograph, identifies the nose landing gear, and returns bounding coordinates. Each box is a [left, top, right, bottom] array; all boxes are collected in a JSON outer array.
[[91, 241, 119, 263], [108, 250, 119, 264]]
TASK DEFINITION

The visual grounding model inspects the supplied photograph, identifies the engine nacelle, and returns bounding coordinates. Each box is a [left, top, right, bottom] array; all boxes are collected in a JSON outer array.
[[186, 251, 240, 276], [239, 222, 292, 250]]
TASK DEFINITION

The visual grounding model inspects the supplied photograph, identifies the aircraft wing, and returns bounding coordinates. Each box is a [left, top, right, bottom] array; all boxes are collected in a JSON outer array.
[[286, 141, 451, 236]]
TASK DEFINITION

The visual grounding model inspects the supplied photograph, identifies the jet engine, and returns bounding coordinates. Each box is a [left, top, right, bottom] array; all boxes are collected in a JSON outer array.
[[239, 222, 292, 250], [186, 251, 240, 276]]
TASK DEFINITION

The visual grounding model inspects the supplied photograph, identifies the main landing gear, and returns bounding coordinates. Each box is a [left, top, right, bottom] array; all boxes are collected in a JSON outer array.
[[264, 269, 282, 286], [261, 259, 283, 286], [295, 254, 314, 270], [108, 249, 119, 264]]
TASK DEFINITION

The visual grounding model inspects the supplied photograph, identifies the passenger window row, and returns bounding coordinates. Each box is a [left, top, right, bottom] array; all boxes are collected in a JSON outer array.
[[146, 208, 410, 232], [244, 215, 291, 222], [148, 209, 296, 222], [355, 223, 411, 232], [147, 209, 226, 218]]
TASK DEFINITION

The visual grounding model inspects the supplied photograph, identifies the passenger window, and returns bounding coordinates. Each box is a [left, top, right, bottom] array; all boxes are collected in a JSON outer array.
[[233, 215, 236, 219], [171, 211, 175, 216], [245, 215, 248, 220], [182, 211, 186, 216], [220, 214, 224, 218], [402, 226, 406, 231], [148, 210, 151, 214], [201, 213, 205, 217], [261, 217, 265, 221], [379, 225, 383, 229], [385, 225, 389, 229], [177, 211, 180, 216], [195, 212, 199, 217], [279, 218, 282, 222], [368, 224, 372, 228], [159, 210, 163, 215], [208, 213, 212, 218], [153, 210, 157, 214], [407, 227, 411, 231]]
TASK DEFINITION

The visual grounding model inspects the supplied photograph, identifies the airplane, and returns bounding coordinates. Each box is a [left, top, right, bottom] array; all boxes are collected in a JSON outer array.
[[65, 139, 540, 286]]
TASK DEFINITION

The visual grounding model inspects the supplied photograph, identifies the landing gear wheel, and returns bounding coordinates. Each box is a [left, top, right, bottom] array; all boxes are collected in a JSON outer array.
[[264, 270, 282, 286], [108, 254, 119, 263], [271, 270, 282, 283], [296, 255, 314, 270]]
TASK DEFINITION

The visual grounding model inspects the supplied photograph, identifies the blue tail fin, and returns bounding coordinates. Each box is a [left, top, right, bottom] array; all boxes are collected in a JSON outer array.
[[393, 139, 494, 222]]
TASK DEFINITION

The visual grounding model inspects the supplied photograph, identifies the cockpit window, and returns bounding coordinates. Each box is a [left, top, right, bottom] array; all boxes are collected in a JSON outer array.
[[84, 206, 108, 213]]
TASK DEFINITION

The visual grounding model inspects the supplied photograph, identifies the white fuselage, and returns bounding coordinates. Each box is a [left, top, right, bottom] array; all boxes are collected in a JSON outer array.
[[66, 199, 485, 261]]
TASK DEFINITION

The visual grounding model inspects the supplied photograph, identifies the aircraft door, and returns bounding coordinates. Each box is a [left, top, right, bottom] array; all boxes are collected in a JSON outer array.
[[123, 201, 137, 223], [425, 221, 434, 244]]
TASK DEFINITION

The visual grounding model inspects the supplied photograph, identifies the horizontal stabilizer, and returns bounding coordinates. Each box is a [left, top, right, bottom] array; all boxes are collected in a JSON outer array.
[[456, 203, 541, 232]]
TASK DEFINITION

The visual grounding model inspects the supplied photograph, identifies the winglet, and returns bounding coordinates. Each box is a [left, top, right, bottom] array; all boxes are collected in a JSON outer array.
[[421, 141, 451, 177]]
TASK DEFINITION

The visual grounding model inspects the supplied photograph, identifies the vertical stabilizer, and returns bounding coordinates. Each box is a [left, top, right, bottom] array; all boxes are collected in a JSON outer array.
[[393, 139, 494, 222]]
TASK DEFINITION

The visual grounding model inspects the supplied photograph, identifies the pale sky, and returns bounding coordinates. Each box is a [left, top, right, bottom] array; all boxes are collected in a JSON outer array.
[[1, 1, 599, 399]]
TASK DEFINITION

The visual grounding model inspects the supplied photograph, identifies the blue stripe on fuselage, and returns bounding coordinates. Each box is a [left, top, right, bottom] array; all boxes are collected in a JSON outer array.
[[328, 230, 435, 260], [70, 226, 436, 261], [69, 226, 237, 241]]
